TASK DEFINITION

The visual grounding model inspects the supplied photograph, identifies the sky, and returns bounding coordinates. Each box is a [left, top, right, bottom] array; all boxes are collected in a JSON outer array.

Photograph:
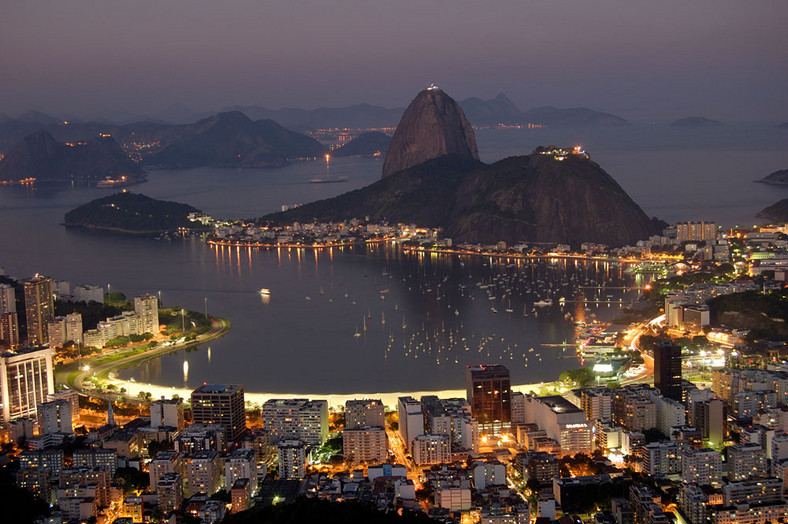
[[1, 0, 787, 123]]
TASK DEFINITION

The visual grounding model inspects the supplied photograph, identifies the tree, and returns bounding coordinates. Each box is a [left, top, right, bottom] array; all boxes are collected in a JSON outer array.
[[559, 367, 595, 388]]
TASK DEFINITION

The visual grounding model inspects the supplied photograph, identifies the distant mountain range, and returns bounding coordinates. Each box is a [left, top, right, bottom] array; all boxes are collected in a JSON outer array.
[[0, 131, 142, 182], [670, 116, 723, 127]]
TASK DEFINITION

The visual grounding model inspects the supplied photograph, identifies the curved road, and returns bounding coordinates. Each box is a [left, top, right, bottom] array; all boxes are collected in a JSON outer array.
[[61, 317, 231, 398]]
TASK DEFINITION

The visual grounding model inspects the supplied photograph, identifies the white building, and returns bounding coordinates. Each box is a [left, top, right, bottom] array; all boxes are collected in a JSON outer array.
[[345, 399, 385, 429], [397, 396, 424, 449], [727, 443, 767, 481], [150, 397, 185, 430], [263, 398, 328, 446], [133, 295, 159, 334], [186, 450, 221, 497], [682, 448, 723, 486], [343, 426, 388, 465], [225, 448, 257, 493], [38, 399, 72, 435], [0, 346, 54, 424], [523, 395, 593, 456]]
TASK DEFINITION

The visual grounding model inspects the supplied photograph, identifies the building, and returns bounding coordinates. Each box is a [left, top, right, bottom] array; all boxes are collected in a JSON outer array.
[[643, 441, 681, 477], [723, 477, 783, 506], [225, 448, 257, 493], [345, 399, 385, 429], [157, 473, 184, 514], [511, 391, 526, 424], [24, 275, 54, 345], [149, 451, 183, 488], [65, 312, 83, 346], [191, 384, 246, 444], [343, 426, 388, 465], [614, 387, 657, 432], [73, 448, 117, 475], [692, 397, 726, 446], [466, 365, 511, 433], [397, 396, 424, 448], [517, 451, 560, 486], [262, 398, 328, 446], [38, 399, 72, 435], [676, 221, 717, 243], [582, 387, 613, 422], [727, 443, 768, 481], [187, 450, 221, 497], [150, 397, 185, 430], [277, 439, 306, 479], [682, 448, 723, 486], [133, 295, 159, 334], [231, 478, 252, 514], [174, 423, 224, 453], [523, 395, 594, 455], [0, 312, 20, 348], [412, 434, 450, 465], [0, 283, 15, 314], [654, 342, 682, 402], [0, 346, 54, 424]]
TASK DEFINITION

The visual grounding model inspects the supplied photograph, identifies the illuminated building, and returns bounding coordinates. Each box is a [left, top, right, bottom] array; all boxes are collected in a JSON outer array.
[[523, 395, 593, 456], [133, 295, 159, 334], [157, 473, 184, 515], [24, 275, 54, 345], [727, 443, 767, 481], [676, 221, 717, 243], [149, 451, 183, 488], [581, 387, 613, 422], [343, 426, 388, 465], [262, 398, 328, 446], [277, 439, 306, 479], [345, 399, 385, 429], [38, 399, 72, 435], [466, 364, 511, 433], [186, 450, 221, 497], [682, 448, 723, 486], [191, 384, 246, 445], [411, 434, 450, 465], [225, 448, 257, 493], [151, 397, 185, 430], [397, 396, 423, 448], [0, 283, 15, 314], [0, 346, 54, 424], [0, 312, 20, 348]]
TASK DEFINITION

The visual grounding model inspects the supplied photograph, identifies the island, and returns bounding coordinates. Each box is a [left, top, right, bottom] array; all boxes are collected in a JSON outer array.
[[670, 116, 723, 127], [755, 168, 788, 186], [63, 192, 207, 234], [757, 197, 788, 223]]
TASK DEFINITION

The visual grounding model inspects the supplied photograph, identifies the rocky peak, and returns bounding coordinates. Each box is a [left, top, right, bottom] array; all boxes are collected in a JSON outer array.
[[381, 87, 479, 178]]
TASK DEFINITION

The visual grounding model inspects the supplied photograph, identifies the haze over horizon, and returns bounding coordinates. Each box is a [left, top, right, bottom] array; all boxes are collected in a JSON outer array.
[[1, 1, 787, 124]]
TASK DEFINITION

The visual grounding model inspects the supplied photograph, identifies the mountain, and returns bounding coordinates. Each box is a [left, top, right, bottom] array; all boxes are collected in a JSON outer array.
[[381, 87, 479, 178], [262, 148, 655, 247], [64, 192, 200, 233], [223, 104, 403, 130], [0, 131, 143, 182], [757, 199, 788, 223], [520, 107, 629, 126], [333, 132, 391, 157], [16, 110, 60, 125], [145, 111, 327, 168], [458, 93, 522, 125], [755, 168, 788, 186], [671, 116, 723, 127]]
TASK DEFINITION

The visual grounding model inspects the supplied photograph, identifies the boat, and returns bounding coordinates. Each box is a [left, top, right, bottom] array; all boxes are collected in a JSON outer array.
[[259, 288, 271, 296], [534, 299, 553, 307], [308, 176, 349, 184]]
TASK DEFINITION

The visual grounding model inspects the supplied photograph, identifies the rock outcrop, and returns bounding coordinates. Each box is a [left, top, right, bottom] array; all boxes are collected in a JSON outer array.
[[756, 168, 788, 186], [757, 198, 788, 223], [333, 131, 391, 157], [381, 87, 479, 178], [263, 147, 656, 247], [0, 131, 142, 182]]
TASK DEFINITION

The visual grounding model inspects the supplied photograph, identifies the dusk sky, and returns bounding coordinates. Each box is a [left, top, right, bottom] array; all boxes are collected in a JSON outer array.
[[1, 1, 786, 123]]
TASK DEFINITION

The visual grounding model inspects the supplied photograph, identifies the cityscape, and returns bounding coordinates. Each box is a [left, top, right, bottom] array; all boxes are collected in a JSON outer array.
[[1, 2, 787, 524]]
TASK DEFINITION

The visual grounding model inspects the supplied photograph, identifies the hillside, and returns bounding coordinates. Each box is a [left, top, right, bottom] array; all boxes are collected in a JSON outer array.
[[670, 116, 723, 127], [757, 198, 788, 222], [333, 132, 391, 157], [263, 149, 656, 247], [756, 168, 788, 186], [145, 111, 326, 168], [0, 131, 143, 182], [64, 192, 201, 233]]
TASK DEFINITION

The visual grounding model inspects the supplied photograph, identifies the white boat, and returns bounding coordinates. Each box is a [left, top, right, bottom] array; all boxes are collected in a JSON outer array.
[[259, 288, 271, 295]]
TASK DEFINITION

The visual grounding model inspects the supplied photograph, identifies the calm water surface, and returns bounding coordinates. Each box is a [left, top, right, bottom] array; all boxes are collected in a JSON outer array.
[[0, 126, 786, 393]]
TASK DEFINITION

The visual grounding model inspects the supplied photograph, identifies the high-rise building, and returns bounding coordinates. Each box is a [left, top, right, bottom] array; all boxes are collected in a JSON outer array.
[[581, 387, 613, 422], [682, 448, 723, 486], [149, 451, 183, 488], [654, 342, 682, 402], [225, 448, 257, 493], [24, 275, 54, 345], [38, 399, 73, 435], [397, 396, 424, 448], [156, 473, 184, 515], [277, 439, 306, 479], [412, 434, 451, 465], [343, 426, 388, 465], [191, 384, 246, 444], [345, 399, 385, 429], [262, 398, 328, 446], [0, 346, 54, 424], [65, 313, 83, 346], [466, 364, 511, 433], [133, 295, 159, 334], [186, 450, 221, 497], [150, 397, 185, 430], [0, 283, 16, 314], [0, 312, 20, 348], [727, 443, 767, 481]]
